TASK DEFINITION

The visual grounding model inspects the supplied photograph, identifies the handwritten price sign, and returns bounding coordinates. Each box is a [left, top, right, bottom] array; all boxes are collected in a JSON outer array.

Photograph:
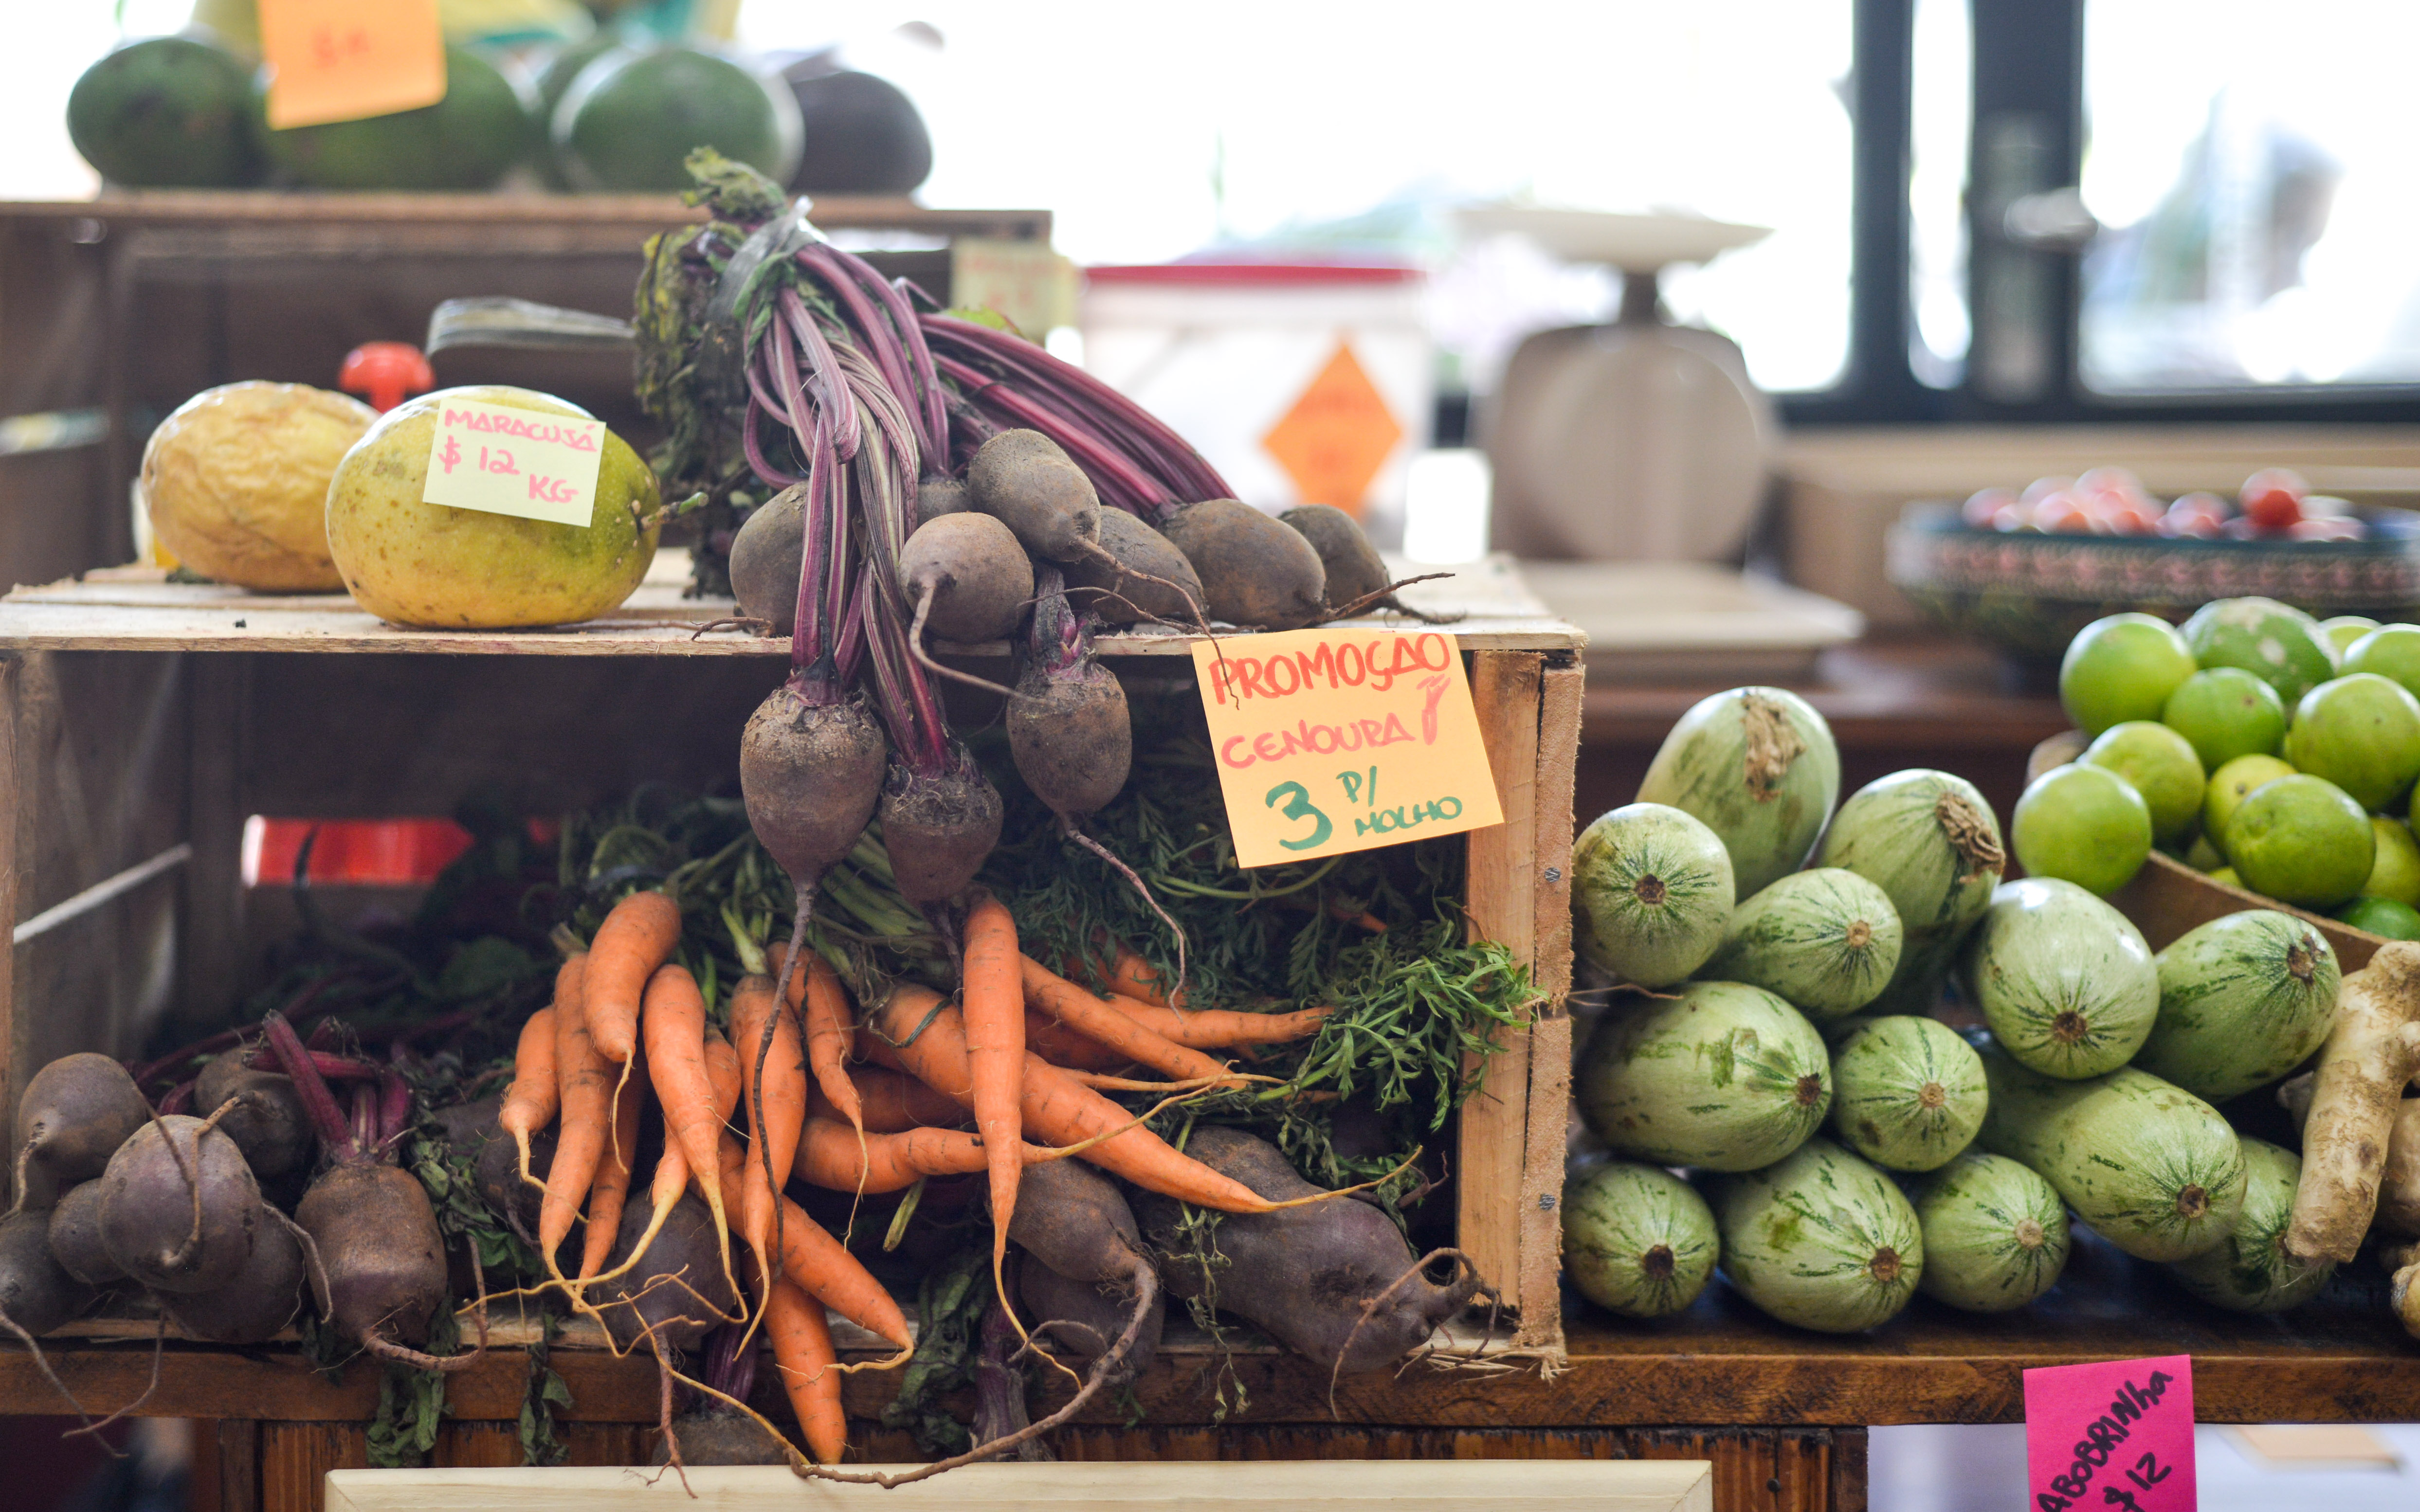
[[1190, 629, 1502, 869], [2023, 1355, 2195, 1511], [421, 400, 606, 528], [257, 0, 446, 130]]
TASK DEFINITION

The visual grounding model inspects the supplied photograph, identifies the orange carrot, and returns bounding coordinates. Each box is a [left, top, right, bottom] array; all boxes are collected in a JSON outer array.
[[775, 1193, 911, 1348], [1024, 1010, 1131, 1073], [772, 941, 864, 1144], [1104, 997, 1331, 1049], [808, 1066, 967, 1134], [538, 954, 606, 1272], [765, 1278, 845, 1463], [1103, 938, 1179, 1009], [731, 974, 806, 1325], [584, 891, 684, 1067], [963, 895, 1025, 1295], [797, 1117, 1014, 1192], [578, 1052, 646, 1279], [498, 1005, 558, 1187], [1021, 956, 1234, 1085], [874, 985, 1282, 1214], [703, 1030, 742, 1127], [641, 963, 735, 1286]]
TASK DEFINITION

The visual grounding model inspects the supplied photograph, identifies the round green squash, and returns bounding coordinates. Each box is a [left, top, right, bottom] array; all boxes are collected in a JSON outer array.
[[1977, 1045, 2246, 1263], [1636, 687, 1840, 898], [1575, 981, 1831, 1172], [1961, 878, 2159, 1080], [1703, 868, 1903, 1023], [2135, 910, 2340, 1103], [1827, 1015, 1988, 1172], [2162, 1136, 2332, 1313], [1571, 803, 1734, 988], [1711, 1138, 1924, 1333], [1815, 769, 2005, 1016], [1913, 1152, 2070, 1313], [1560, 1160, 1719, 1319]]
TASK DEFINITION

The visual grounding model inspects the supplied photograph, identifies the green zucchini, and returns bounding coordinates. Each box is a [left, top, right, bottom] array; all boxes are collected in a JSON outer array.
[[1960, 878, 2159, 1080], [1575, 980, 1831, 1172], [1572, 803, 1735, 988], [1913, 1152, 2069, 1313], [1827, 1014, 1987, 1171], [1636, 686, 1840, 897], [1710, 1137, 1924, 1333], [1814, 769, 2004, 1015], [1702, 868, 1904, 1022], [2135, 911, 2339, 1103], [2162, 1136, 2333, 1313], [1561, 1160, 1719, 1318]]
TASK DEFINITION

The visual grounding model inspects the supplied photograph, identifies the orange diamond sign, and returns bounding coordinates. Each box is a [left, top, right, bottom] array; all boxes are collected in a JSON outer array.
[[1260, 341, 1402, 518]]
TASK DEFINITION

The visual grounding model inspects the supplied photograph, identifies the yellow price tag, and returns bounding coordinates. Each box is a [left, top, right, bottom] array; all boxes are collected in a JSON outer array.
[[421, 399, 606, 528], [1190, 629, 1503, 869], [257, 0, 447, 131]]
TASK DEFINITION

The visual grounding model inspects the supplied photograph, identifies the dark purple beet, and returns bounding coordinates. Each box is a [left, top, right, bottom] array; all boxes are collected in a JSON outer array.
[[159, 1211, 308, 1344], [45, 1180, 123, 1287], [1019, 1252, 1162, 1385], [740, 687, 887, 887], [0, 1207, 93, 1336], [729, 485, 807, 635], [899, 513, 1032, 643], [295, 1163, 445, 1350], [1063, 508, 1204, 628], [877, 752, 1003, 908], [13, 1053, 150, 1210], [97, 1114, 262, 1295], [195, 1057, 310, 1180], [589, 1191, 741, 1354], [1007, 572, 1131, 825]]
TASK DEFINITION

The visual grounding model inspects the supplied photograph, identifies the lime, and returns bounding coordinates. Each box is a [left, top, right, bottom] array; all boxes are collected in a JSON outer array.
[[2060, 613, 2198, 738], [2203, 754, 2298, 851], [2180, 597, 2338, 706], [2012, 763, 2154, 896], [2324, 616, 2384, 655], [2223, 774, 2375, 909], [2283, 673, 2420, 812], [2337, 896, 2420, 940], [2161, 667, 2288, 771], [2367, 816, 2420, 906], [2343, 625, 2420, 702], [2211, 866, 2244, 888], [2184, 833, 2226, 872], [2080, 721, 2205, 845]]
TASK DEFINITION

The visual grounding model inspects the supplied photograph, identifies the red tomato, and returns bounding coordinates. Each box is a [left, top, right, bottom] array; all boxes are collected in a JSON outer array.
[[2031, 491, 2093, 533], [1963, 486, 2019, 527], [2240, 468, 2307, 533], [2287, 516, 2366, 541]]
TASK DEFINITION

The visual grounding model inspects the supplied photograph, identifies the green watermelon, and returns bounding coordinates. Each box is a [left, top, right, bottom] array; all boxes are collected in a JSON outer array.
[[259, 47, 534, 190], [559, 46, 802, 192], [68, 36, 263, 188]]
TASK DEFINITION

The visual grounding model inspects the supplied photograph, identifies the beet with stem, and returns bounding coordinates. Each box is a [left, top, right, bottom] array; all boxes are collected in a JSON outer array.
[[1007, 568, 1131, 827], [967, 429, 1106, 565], [900, 512, 1032, 644], [158, 1210, 311, 1344], [1161, 499, 1328, 630], [195, 1054, 310, 1180], [728, 484, 807, 634], [1063, 508, 1204, 628], [97, 1112, 263, 1295], [590, 1190, 742, 1354], [12, 1053, 151, 1212], [45, 1180, 123, 1287]]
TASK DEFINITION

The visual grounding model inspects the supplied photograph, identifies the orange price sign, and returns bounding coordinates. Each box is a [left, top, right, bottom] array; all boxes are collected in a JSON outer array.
[[1190, 628, 1503, 869], [257, 0, 446, 131]]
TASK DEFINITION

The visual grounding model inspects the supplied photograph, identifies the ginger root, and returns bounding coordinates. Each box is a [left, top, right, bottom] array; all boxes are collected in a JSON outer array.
[[2277, 1077, 2420, 1239], [2283, 941, 2420, 1266]]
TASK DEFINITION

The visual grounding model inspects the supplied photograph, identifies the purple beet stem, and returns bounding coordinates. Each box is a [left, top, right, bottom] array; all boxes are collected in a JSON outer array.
[[262, 1009, 357, 1159]]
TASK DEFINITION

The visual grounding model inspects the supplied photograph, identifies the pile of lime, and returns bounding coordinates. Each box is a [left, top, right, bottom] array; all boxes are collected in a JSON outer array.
[[2016, 598, 2420, 938]]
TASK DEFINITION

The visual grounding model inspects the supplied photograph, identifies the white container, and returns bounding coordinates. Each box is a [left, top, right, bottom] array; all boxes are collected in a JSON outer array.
[[1079, 263, 1432, 543]]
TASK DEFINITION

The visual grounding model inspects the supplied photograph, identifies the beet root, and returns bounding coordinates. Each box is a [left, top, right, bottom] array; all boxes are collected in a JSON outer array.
[[655, 1408, 793, 1466], [900, 513, 1033, 643], [729, 484, 807, 635], [1019, 1253, 1163, 1385], [590, 1191, 741, 1354], [741, 687, 887, 886], [195, 1057, 310, 1180], [0, 1207, 93, 1337], [1137, 1127, 1477, 1375], [1160, 499, 1327, 630], [45, 1180, 123, 1287], [967, 429, 1103, 564], [13, 1053, 151, 1211], [1063, 508, 1205, 628], [877, 752, 1003, 908], [159, 1211, 309, 1344], [472, 1105, 556, 1248], [98, 1114, 262, 1295], [915, 474, 972, 521], [1279, 504, 1388, 609], [295, 1162, 446, 1352], [1008, 661, 1131, 823]]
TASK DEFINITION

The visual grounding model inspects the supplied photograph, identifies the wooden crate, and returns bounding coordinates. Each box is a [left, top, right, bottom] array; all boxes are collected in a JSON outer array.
[[0, 558, 1581, 1359]]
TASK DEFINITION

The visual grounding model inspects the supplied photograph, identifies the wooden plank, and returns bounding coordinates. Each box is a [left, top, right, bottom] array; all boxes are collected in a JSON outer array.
[[179, 654, 249, 1032], [1516, 663, 1583, 1350], [320, 1459, 1714, 1512], [1460, 651, 1543, 1319], [217, 1420, 262, 1512], [1829, 1427, 1868, 1512], [0, 193, 1053, 242]]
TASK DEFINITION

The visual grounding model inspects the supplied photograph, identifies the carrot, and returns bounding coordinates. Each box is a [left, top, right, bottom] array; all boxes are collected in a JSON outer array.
[[538, 954, 606, 1274], [584, 890, 684, 1156], [796, 1117, 997, 1192], [1103, 937, 1179, 1009], [776, 1192, 911, 1349], [765, 1277, 846, 1463], [1104, 997, 1331, 1049], [577, 1051, 647, 1280], [808, 1066, 967, 1134], [1021, 956, 1236, 1085], [731, 974, 806, 1329], [1024, 1010, 1131, 1073], [962, 895, 1026, 1296], [702, 1030, 742, 1129], [772, 941, 866, 1147], [639, 964, 736, 1291], [497, 1005, 558, 1188], [873, 985, 1283, 1214]]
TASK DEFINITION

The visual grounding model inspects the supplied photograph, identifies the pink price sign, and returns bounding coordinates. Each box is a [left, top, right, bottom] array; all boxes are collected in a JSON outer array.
[[2022, 1354, 2195, 1511]]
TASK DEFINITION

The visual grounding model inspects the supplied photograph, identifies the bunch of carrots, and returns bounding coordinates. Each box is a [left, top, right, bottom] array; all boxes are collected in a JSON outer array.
[[493, 885, 1332, 1466]]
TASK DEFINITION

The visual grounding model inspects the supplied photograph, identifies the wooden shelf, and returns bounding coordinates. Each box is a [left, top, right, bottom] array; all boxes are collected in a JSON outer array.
[[0, 556, 1583, 658], [0, 193, 1052, 244]]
